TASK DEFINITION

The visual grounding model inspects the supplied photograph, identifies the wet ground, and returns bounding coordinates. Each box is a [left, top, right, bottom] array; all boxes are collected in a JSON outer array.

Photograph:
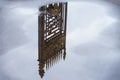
[[0, 1, 120, 80]]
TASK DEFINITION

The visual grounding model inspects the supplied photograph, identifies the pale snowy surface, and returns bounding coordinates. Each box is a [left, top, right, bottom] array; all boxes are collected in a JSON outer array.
[[0, 0, 120, 80]]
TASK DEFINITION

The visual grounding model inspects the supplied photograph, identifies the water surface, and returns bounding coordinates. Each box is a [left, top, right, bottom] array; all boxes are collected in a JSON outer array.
[[0, 1, 120, 80]]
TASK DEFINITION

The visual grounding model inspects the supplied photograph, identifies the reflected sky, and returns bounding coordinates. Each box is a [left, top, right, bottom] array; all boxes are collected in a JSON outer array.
[[0, 1, 120, 80]]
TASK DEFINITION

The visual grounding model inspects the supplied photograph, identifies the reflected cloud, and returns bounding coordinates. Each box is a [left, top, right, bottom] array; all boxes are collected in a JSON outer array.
[[0, 14, 28, 55], [67, 1, 118, 48], [0, 1, 39, 56]]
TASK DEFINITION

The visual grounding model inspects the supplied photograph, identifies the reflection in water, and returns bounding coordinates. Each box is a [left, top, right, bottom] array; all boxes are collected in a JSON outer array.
[[38, 2, 67, 78]]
